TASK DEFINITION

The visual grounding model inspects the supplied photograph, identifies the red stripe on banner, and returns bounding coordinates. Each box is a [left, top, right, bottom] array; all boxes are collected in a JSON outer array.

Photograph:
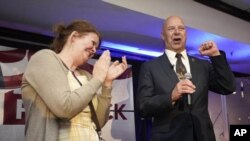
[[0, 49, 26, 63], [3, 90, 25, 125], [0, 74, 23, 89]]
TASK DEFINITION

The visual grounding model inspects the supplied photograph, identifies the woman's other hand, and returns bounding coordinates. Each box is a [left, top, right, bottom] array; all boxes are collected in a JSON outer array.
[[104, 56, 128, 87]]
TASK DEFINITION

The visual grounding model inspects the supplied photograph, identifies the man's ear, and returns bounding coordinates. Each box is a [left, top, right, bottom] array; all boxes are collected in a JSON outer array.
[[160, 32, 165, 40]]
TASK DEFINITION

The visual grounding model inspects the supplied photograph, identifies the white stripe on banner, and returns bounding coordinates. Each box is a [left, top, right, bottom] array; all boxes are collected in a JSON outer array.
[[1, 51, 28, 76], [0, 90, 5, 124]]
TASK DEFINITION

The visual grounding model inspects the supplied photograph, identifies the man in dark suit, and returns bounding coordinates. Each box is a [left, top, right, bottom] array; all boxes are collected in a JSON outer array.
[[137, 16, 236, 141]]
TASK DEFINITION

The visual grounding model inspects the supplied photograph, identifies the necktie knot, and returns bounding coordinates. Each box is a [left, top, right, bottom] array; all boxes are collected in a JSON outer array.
[[176, 53, 186, 79], [175, 53, 182, 59]]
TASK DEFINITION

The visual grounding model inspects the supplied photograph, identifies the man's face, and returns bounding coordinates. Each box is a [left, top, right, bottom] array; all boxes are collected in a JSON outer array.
[[161, 16, 186, 52]]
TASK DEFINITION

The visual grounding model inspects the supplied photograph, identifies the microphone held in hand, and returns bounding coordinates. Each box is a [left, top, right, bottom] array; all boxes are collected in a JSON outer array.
[[184, 73, 192, 107]]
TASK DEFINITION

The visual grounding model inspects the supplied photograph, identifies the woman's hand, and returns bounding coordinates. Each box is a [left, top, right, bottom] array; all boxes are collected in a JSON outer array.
[[103, 56, 128, 87], [92, 50, 111, 82]]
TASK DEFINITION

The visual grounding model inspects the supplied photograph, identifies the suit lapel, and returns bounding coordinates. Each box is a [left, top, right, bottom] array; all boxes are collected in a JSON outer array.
[[158, 54, 179, 84], [188, 56, 199, 104]]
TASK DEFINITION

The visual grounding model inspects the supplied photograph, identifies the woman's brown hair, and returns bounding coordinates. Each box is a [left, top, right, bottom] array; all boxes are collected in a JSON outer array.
[[50, 20, 101, 53]]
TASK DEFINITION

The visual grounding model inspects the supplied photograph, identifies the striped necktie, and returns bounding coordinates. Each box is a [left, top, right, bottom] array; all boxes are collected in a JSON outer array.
[[175, 53, 187, 110], [176, 53, 187, 80]]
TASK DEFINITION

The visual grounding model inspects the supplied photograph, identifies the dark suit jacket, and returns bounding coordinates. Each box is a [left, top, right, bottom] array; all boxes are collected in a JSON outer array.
[[137, 52, 236, 141]]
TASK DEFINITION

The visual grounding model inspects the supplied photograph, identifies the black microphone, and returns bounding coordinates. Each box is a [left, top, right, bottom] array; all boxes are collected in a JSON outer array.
[[184, 73, 192, 106]]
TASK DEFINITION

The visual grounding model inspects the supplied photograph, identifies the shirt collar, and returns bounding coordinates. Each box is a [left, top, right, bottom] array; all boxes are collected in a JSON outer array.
[[165, 49, 188, 60]]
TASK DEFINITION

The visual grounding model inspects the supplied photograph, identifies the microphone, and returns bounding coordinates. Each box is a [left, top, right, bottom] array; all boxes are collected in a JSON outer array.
[[184, 73, 192, 107]]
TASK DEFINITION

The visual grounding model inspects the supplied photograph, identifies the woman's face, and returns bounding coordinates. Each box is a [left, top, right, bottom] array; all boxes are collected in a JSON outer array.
[[71, 32, 99, 66]]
